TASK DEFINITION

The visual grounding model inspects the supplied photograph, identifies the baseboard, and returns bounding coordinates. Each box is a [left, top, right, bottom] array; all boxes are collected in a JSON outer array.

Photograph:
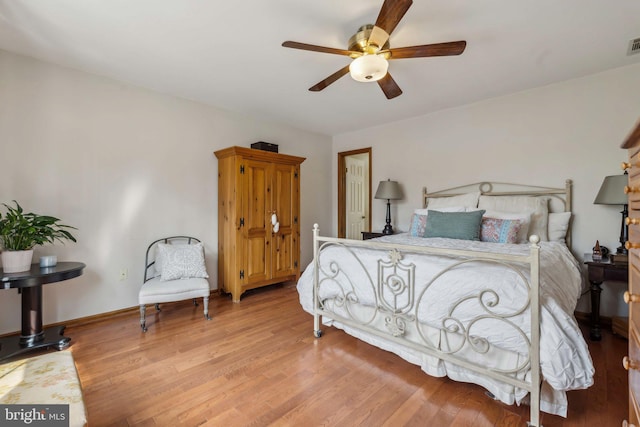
[[574, 310, 613, 328], [0, 289, 223, 339], [612, 316, 629, 339]]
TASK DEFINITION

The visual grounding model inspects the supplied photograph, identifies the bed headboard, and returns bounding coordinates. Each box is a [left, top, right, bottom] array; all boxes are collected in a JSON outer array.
[[423, 180, 573, 245]]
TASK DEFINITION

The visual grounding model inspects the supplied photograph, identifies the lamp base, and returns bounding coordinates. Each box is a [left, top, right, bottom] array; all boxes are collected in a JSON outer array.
[[382, 199, 394, 235], [619, 204, 629, 255]]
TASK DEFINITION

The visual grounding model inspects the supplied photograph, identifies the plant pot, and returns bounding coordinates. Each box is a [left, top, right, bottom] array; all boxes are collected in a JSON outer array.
[[1, 249, 34, 273]]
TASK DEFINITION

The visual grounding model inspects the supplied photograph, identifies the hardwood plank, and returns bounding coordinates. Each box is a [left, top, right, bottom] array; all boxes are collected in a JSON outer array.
[[55, 282, 628, 426]]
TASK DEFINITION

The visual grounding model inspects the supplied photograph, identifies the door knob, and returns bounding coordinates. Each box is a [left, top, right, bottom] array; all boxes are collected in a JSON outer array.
[[622, 161, 640, 171], [626, 241, 640, 250], [627, 217, 640, 225], [625, 291, 640, 304], [623, 356, 639, 371], [625, 186, 639, 194]]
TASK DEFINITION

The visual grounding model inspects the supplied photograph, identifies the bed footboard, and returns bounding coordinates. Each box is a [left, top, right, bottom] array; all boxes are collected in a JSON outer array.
[[310, 224, 542, 426]]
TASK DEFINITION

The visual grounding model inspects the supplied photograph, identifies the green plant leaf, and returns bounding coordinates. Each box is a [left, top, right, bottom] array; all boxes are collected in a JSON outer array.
[[0, 201, 77, 250]]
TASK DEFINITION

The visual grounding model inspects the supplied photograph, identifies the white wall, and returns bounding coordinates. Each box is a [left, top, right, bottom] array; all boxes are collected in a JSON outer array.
[[333, 62, 640, 318], [0, 50, 333, 335]]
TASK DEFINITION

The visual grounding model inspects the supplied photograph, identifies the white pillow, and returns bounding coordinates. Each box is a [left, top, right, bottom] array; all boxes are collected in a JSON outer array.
[[157, 243, 209, 281], [413, 206, 466, 215], [478, 196, 549, 241], [427, 192, 480, 209], [154, 245, 166, 277], [548, 212, 572, 242], [482, 211, 532, 244]]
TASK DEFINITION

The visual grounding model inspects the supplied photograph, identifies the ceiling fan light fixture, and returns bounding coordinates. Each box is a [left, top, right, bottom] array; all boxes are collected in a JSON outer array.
[[349, 54, 388, 82]]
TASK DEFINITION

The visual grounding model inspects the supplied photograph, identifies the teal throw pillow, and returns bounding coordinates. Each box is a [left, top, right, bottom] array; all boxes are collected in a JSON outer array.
[[424, 210, 486, 241]]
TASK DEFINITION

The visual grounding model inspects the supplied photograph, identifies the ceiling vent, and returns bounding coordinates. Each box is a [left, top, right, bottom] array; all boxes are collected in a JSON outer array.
[[628, 37, 640, 56]]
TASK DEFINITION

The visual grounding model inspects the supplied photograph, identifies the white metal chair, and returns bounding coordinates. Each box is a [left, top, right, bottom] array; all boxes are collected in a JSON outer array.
[[138, 236, 211, 332]]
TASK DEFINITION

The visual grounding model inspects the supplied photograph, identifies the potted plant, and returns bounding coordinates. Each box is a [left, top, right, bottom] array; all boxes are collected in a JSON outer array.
[[0, 201, 77, 273]]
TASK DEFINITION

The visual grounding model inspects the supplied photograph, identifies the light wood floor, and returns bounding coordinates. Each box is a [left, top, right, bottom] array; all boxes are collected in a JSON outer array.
[[64, 282, 627, 426]]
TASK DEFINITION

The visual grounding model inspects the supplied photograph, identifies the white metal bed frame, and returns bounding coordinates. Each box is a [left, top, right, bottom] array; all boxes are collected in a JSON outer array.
[[309, 180, 573, 427]]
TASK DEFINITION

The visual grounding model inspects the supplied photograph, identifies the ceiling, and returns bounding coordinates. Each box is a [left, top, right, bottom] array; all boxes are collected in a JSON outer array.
[[1, 0, 639, 136]]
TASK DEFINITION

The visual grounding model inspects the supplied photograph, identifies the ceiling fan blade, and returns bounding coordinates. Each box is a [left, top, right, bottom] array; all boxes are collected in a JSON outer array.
[[282, 41, 359, 57], [375, 0, 413, 37], [377, 73, 402, 99], [386, 41, 467, 59], [309, 65, 351, 92]]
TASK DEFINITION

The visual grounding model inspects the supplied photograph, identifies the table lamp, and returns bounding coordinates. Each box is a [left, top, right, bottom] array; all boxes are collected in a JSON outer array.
[[594, 172, 628, 254], [375, 179, 403, 235]]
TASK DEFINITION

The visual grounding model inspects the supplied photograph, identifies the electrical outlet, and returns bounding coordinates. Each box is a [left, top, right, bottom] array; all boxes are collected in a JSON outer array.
[[119, 268, 128, 281]]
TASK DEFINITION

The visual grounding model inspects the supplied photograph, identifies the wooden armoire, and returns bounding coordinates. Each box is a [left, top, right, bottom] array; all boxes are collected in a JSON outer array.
[[623, 118, 640, 426], [215, 146, 305, 302]]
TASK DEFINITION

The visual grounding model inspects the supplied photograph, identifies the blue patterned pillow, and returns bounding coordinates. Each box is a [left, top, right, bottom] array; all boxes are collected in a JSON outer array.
[[424, 210, 485, 241], [409, 214, 428, 237], [481, 217, 522, 243]]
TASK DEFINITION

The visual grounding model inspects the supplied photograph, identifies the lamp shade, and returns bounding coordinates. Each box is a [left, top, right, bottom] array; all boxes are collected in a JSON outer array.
[[594, 174, 628, 205], [375, 180, 402, 200], [349, 54, 388, 82]]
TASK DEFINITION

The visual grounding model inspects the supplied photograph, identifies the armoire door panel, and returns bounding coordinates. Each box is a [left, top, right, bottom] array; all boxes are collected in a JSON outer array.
[[247, 235, 268, 282], [273, 233, 294, 278], [273, 164, 294, 226], [245, 161, 269, 231], [271, 164, 297, 278], [244, 159, 271, 284]]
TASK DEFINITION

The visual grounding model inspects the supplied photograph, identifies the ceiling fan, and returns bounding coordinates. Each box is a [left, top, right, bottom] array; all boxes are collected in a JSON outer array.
[[282, 0, 466, 99]]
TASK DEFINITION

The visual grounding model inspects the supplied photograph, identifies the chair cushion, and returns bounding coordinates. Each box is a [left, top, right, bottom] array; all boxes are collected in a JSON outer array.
[[138, 277, 210, 305]]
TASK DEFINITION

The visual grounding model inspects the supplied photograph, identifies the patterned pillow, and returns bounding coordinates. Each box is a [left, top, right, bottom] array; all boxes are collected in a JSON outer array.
[[481, 211, 531, 243], [480, 217, 522, 244], [158, 243, 209, 281], [409, 214, 428, 237], [478, 195, 549, 241]]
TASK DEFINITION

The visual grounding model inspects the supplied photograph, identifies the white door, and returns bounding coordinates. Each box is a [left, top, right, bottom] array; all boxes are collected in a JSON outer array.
[[346, 156, 367, 239]]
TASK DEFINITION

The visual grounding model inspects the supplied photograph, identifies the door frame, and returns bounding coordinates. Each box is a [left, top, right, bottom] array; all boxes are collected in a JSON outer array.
[[338, 147, 372, 238]]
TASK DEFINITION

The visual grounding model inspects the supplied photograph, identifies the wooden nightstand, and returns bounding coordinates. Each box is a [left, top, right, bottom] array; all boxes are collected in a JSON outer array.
[[583, 253, 628, 341], [361, 231, 385, 240]]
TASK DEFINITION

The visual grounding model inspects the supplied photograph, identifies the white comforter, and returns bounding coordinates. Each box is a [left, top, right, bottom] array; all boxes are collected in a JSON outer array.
[[296, 233, 594, 417]]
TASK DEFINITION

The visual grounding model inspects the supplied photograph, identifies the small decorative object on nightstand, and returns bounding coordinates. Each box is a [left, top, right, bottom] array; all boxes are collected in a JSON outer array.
[[592, 240, 602, 261]]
